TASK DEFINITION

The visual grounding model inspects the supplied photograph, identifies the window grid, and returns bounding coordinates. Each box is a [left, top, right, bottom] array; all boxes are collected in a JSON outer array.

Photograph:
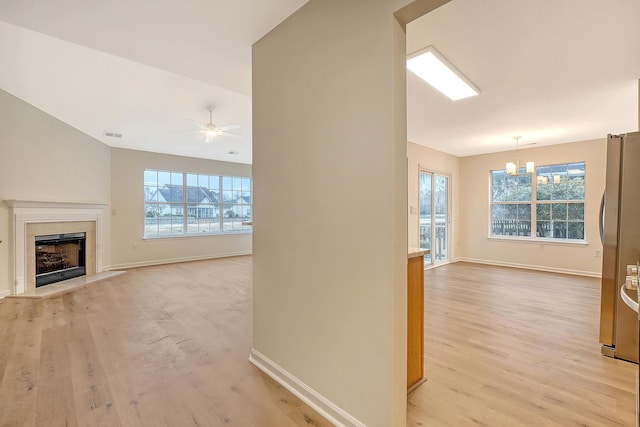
[[144, 169, 252, 238], [490, 162, 585, 241]]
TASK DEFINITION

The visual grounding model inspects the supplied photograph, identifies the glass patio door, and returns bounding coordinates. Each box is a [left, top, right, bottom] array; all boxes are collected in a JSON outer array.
[[419, 170, 450, 267]]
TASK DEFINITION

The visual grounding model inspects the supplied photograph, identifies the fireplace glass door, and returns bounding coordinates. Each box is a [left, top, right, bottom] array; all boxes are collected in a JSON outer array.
[[35, 232, 87, 287]]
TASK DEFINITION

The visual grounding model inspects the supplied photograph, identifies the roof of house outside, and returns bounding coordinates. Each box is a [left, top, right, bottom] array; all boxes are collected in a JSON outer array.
[[158, 184, 219, 204]]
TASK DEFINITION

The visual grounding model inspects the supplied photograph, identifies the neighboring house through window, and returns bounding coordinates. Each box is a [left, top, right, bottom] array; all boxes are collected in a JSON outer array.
[[144, 169, 252, 237], [490, 162, 585, 241]]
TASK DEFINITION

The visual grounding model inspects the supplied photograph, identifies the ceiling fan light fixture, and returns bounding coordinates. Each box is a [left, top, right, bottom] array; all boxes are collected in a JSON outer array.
[[407, 46, 480, 101]]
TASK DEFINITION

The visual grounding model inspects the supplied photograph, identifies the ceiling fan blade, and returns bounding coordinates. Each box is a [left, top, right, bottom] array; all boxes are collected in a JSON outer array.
[[174, 108, 241, 143], [216, 124, 241, 132], [219, 132, 243, 140]]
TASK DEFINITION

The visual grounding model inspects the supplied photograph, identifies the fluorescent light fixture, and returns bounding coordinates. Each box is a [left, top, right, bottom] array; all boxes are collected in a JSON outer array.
[[407, 46, 479, 101]]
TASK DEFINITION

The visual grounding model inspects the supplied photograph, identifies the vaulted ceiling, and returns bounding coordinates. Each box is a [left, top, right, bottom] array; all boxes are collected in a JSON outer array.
[[0, 0, 309, 164], [0, 0, 638, 163]]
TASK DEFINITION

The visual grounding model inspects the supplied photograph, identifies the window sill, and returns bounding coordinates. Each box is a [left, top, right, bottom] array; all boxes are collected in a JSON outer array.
[[143, 230, 252, 241], [487, 236, 588, 247]]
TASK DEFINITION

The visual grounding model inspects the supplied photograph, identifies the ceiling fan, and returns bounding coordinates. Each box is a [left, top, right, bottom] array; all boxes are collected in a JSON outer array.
[[181, 106, 239, 143]]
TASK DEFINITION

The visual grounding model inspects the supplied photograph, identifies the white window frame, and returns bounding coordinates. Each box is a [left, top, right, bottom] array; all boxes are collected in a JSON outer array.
[[418, 167, 452, 266], [144, 169, 252, 238], [488, 162, 587, 244]]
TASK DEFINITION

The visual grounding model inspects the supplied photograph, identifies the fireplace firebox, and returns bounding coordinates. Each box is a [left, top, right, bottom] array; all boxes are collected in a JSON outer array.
[[35, 232, 86, 287]]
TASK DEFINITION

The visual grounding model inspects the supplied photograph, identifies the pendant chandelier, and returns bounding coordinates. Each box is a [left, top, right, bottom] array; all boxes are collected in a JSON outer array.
[[505, 136, 534, 176]]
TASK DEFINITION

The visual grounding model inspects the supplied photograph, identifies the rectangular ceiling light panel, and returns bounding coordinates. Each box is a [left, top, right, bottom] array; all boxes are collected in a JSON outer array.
[[407, 46, 479, 101]]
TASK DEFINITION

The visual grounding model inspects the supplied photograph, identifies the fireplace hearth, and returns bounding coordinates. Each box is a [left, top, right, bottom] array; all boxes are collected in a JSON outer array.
[[35, 232, 86, 287]]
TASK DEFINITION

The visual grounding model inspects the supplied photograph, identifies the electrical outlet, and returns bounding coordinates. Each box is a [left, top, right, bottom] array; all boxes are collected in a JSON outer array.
[[132, 242, 139, 250], [595, 249, 602, 257]]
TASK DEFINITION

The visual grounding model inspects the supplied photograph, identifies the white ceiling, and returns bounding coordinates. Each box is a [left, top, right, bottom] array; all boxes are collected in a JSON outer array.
[[407, 0, 640, 156], [0, 0, 309, 165], [0, 0, 638, 162]]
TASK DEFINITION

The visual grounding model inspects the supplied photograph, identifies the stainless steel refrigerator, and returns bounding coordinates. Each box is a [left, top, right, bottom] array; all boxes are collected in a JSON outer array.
[[599, 131, 640, 363]]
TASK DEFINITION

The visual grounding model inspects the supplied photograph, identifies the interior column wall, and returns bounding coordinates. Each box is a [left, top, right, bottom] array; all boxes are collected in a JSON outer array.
[[251, 1, 448, 425]]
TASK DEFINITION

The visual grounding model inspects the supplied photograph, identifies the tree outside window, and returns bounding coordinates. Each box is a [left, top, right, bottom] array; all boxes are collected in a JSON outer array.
[[490, 162, 585, 241]]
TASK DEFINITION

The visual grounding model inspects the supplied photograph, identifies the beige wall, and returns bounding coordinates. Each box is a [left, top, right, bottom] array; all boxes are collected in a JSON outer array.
[[0, 89, 253, 294], [109, 148, 252, 269], [252, 1, 448, 425], [459, 138, 606, 276], [407, 142, 460, 259], [0, 89, 111, 296]]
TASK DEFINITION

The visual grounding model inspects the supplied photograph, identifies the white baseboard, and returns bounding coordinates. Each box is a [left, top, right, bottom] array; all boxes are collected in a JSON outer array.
[[249, 348, 365, 427], [0, 289, 10, 299], [454, 257, 601, 278], [424, 259, 454, 270], [104, 251, 252, 271]]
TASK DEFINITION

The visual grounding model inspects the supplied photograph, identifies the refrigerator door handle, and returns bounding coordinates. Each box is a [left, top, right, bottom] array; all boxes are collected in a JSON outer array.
[[620, 283, 639, 313], [599, 191, 605, 245]]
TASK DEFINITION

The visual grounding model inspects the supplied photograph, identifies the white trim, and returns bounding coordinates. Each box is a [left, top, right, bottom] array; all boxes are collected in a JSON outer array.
[[3, 200, 108, 209], [143, 231, 252, 241], [487, 236, 588, 247], [248, 348, 366, 427], [0, 289, 10, 299], [454, 257, 600, 278], [417, 168, 453, 265], [105, 251, 252, 271]]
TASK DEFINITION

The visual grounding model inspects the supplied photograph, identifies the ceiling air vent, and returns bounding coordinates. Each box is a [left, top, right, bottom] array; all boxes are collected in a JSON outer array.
[[103, 131, 123, 139]]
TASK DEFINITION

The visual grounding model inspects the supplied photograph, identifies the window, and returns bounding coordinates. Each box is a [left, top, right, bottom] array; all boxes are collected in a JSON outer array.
[[144, 169, 252, 238], [535, 163, 585, 239], [490, 162, 585, 241], [491, 168, 532, 237]]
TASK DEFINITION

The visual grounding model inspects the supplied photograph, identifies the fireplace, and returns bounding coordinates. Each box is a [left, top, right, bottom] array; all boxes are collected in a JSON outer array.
[[35, 232, 87, 287], [4, 200, 107, 296]]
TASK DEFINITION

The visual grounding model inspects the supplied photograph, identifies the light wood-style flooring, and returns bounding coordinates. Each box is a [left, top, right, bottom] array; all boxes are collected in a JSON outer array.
[[407, 262, 637, 426], [1, 258, 636, 426], [0, 256, 331, 427]]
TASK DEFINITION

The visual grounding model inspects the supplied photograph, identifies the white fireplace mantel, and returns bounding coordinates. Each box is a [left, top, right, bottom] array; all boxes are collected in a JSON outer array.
[[3, 200, 109, 210], [4, 200, 108, 295]]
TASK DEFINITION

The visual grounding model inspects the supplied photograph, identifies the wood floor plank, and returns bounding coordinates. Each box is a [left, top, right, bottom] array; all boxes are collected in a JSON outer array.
[[407, 262, 636, 426], [2, 258, 634, 426], [67, 316, 121, 426], [0, 256, 330, 426], [0, 298, 43, 427], [34, 325, 78, 427]]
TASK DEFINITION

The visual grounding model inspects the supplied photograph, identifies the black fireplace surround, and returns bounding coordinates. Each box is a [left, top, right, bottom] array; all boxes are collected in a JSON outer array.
[[35, 232, 86, 287]]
